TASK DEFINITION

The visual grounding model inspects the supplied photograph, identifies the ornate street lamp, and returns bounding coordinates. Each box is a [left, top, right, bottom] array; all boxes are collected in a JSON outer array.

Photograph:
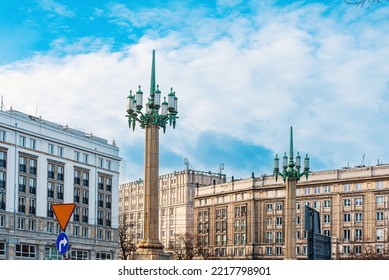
[[273, 126, 310, 260], [126, 50, 178, 259]]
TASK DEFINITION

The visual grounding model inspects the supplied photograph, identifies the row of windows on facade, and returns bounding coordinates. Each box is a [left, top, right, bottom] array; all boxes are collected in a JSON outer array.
[[0, 242, 112, 260], [0, 130, 112, 170], [196, 182, 387, 206], [0, 215, 113, 240]]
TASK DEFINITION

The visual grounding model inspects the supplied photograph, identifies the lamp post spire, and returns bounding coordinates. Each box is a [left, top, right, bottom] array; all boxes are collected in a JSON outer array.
[[273, 126, 310, 260], [150, 49, 156, 96]]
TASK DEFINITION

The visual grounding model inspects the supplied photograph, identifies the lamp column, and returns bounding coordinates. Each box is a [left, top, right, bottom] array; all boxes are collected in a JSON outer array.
[[274, 126, 310, 260], [126, 50, 178, 259]]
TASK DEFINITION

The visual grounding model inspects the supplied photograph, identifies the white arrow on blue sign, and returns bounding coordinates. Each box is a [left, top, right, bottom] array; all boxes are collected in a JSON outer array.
[[56, 232, 69, 255]]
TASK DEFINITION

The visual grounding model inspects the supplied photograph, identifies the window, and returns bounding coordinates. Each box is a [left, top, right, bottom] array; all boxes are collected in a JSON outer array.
[[354, 198, 363, 207], [18, 217, 25, 229], [276, 203, 283, 211], [343, 245, 350, 254], [276, 217, 282, 226], [265, 247, 272, 255], [376, 196, 384, 205], [0, 151, 6, 168], [355, 183, 362, 191], [354, 245, 362, 254], [304, 187, 310, 195], [83, 153, 88, 164], [98, 158, 104, 168], [323, 230, 331, 237], [29, 139, 36, 150], [355, 213, 363, 222], [324, 214, 331, 224], [266, 204, 273, 212], [58, 146, 63, 157], [107, 160, 111, 170], [355, 229, 363, 241], [343, 229, 351, 240], [47, 222, 53, 233], [29, 159, 37, 174], [376, 228, 384, 241], [265, 232, 272, 244], [314, 186, 320, 194], [376, 181, 384, 190], [343, 213, 351, 222], [28, 219, 36, 231], [96, 252, 112, 260], [71, 249, 88, 260], [0, 241, 5, 256], [19, 136, 26, 147], [275, 231, 283, 244], [16, 244, 36, 259], [275, 247, 283, 255], [0, 130, 6, 141], [343, 199, 351, 207], [266, 218, 272, 227], [74, 151, 80, 161], [48, 144, 54, 154], [82, 227, 88, 238], [376, 212, 384, 221], [343, 184, 351, 192], [313, 201, 320, 209], [323, 185, 330, 193]]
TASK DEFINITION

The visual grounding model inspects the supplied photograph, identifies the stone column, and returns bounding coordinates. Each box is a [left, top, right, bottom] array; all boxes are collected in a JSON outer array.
[[284, 177, 296, 260], [136, 124, 165, 259]]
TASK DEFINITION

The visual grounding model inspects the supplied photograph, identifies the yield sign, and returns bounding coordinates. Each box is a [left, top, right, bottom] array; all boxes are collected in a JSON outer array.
[[51, 203, 76, 231]]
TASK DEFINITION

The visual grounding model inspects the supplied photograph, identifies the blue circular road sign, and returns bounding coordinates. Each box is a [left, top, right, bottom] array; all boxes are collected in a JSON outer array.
[[56, 232, 69, 255]]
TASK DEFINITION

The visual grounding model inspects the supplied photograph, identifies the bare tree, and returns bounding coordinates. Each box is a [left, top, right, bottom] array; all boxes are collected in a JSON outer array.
[[171, 232, 197, 260], [118, 214, 137, 260]]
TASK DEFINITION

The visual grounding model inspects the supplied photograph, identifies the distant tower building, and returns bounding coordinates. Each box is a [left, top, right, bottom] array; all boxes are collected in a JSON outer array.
[[0, 108, 121, 260]]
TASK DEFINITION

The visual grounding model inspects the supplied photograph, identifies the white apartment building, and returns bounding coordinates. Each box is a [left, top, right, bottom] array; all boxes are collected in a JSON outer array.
[[0, 108, 121, 260], [119, 169, 226, 252]]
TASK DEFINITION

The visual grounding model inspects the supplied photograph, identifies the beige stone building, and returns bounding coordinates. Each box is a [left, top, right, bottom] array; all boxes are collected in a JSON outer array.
[[194, 164, 389, 259], [119, 169, 226, 252]]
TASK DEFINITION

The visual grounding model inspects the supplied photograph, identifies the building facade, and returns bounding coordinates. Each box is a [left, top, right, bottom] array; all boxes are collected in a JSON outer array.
[[0, 108, 121, 260], [119, 169, 226, 253], [194, 165, 389, 259]]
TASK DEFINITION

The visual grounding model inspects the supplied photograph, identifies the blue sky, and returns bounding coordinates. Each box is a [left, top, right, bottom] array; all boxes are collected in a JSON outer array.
[[0, 0, 388, 182]]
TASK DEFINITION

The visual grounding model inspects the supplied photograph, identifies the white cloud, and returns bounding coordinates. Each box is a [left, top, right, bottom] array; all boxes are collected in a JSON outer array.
[[1, 3, 389, 180], [38, 0, 75, 17]]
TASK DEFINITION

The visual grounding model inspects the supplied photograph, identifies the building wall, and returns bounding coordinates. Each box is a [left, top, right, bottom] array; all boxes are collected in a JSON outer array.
[[119, 169, 226, 253], [0, 109, 121, 260], [194, 165, 389, 259]]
